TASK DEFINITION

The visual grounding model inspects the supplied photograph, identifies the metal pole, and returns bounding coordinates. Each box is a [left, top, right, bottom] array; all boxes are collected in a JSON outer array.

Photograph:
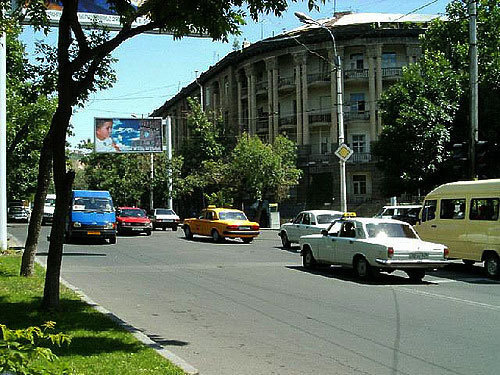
[[335, 56, 347, 212], [0, 32, 7, 250], [469, 0, 478, 179], [166, 116, 173, 210], [195, 71, 204, 111], [150, 153, 154, 210]]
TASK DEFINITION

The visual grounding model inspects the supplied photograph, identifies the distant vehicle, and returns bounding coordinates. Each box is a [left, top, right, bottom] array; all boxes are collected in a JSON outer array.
[[42, 194, 56, 225], [278, 210, 343, 249], [65, 190, 116, 244], [116, 207, 152, 236], [7, 206, 30, 222], [374, 204, 422, 225], [150, 208, 180, 231], [415, 179, 500, 278], [183, 206, 260, 243], [300, 217, 449, 282]]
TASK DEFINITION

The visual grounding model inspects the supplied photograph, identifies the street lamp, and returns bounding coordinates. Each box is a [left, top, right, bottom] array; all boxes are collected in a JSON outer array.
[[295, 12, 348, 212]]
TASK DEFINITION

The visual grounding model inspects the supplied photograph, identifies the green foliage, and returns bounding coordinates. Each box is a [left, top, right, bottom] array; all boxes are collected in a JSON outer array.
[[0, 322, 72, 375]]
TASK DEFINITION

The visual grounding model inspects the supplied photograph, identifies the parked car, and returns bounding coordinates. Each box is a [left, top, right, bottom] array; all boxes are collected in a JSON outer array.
[[116, 207, 152, 236], [183, 206, 260, 243], [7, 206, 30, 222], [42, 194, 56, 225], [299, 217, 449, 282], [150, 208, 180, 231], [279, 210, 343, 248], [374, 205, 422, 225]]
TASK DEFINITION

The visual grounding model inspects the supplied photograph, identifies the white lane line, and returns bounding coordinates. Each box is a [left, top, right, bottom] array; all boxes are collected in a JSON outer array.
[[396, 286, 500, 311]]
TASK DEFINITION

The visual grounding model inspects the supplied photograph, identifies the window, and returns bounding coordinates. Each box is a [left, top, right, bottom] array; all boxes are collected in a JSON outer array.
[[366, 223, 417, 239], [302, 213, 311, 225], [440, 199, 466, 219], [293, 213, 303, 224], [353, 175, 367, 195], [382, 52, 397, 68], [352, 134, 366, 153], [321, 136, 329, 154], [350, 53, 364, 70], [470, 198, 499, 221], [422, 200, 437, 222], [350, 93, 365, 112], [339, 222, 356, 238]]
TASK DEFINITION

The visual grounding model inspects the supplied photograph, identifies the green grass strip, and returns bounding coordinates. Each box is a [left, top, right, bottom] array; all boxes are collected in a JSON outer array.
[[0, 254, 186, 375]]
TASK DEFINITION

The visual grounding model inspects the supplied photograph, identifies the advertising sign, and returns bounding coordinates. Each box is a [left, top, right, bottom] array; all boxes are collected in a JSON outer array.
[[94, 117, 163, 153]]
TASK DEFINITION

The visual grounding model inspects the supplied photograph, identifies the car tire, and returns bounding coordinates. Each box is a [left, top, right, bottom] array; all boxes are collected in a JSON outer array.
[[242, 237, 253, 244], [172, 225, 178, 231], [281, 232, 291, 249], [406, 269, 425, 282], [354, 257, 371, 279], [484, 252, 499, 278], [184, 225, 193, 240], [302, 248, 317, 269], [212, 229, 223, 243], [109, 235, 117, 245], [146, 230, 152, 236]]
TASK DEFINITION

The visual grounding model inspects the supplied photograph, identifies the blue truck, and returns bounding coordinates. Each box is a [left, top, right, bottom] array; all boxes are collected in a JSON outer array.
[[65, 190, 117, 244]]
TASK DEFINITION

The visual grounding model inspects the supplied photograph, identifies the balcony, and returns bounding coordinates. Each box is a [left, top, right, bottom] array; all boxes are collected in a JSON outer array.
[[307, 72, 330, 85], [344, 111, 370, 121], [255, 80, 268, 93], [278, 76, 295, 90], [279, 114, 296, 128], [346, 152, 373, 163], [256, 115, 269, 132], [309, 111, 332, 125], [344, 69, 368, 80], [382, 67, 403, 78]]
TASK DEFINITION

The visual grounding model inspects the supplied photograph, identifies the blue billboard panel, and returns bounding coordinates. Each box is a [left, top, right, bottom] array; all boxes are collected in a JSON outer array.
[[46, 1, 143, 15], [94, 117, 163, 153]]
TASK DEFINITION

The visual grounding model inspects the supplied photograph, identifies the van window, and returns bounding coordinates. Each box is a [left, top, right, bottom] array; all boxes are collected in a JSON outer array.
[[422, 200, 437, 222], [470, 198, 499, 221], [440, 199, 466, 219]]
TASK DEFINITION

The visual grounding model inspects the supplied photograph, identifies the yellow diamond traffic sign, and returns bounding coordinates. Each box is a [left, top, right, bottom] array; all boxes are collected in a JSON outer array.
[[335, 143, 354, 162]]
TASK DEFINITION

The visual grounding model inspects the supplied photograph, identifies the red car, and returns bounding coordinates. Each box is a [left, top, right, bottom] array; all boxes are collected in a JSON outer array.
[[116, 207, 152, 236]]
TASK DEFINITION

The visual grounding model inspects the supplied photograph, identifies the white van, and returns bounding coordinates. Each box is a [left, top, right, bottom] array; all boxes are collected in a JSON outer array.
[[415, 179, 500, 278], [42, 194, 56, 225]]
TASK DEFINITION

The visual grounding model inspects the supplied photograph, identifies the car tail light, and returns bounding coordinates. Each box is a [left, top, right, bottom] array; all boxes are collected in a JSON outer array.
[[251, 225, 260, 231], [226, 225, 239, 230], [444, 247, 449, 258], [387, 247, 394, 258]]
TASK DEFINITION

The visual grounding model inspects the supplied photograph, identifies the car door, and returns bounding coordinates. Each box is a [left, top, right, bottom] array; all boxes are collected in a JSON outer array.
[[333, 221, 359, 265], [318, 221, 342, 262], [287, 213, 304, 243], [299, 213, 313, 238]]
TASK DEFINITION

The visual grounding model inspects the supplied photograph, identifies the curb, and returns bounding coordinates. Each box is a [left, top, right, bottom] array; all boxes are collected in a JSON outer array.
[[7, 232, 199, 375]]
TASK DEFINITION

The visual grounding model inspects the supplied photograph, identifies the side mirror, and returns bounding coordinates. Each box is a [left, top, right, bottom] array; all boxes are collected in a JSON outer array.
[[321, 229, 328, 236]]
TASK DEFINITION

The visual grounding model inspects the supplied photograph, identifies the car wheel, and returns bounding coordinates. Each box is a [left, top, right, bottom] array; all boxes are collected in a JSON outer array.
[[281, 232, 291, 249], [406, 269, 425, 282], [354, 257, 371, 279], [109, 235, 117, 245], [242, 237, 253, 244], [212, 229, 223, 242], [146, 230, 152, 236], [184, 225, 193, 240], [484, 252, 499, 278], [172, 225, 178, 231], [302, 248, 317, 269]]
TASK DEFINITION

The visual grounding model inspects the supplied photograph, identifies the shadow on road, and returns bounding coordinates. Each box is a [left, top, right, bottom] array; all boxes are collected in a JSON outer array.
[[432, 262, 500, 284], [36, 252, 107, 257], [286, 265, 435, 286]]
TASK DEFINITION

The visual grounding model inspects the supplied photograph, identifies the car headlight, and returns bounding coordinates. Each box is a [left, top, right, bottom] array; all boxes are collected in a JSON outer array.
[[73, 222, 81, 228], [106, 222, 114, 229]]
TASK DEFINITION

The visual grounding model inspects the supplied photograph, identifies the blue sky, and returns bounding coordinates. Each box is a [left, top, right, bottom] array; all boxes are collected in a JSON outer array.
[[20, 0, 451, 147]]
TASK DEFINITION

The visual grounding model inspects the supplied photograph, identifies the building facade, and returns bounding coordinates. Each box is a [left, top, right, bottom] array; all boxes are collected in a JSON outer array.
[[153, 12, 436, 213]]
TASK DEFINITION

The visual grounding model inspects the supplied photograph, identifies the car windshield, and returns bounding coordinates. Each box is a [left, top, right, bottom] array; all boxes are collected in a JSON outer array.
[[45, 198, 56, 207], [73, 197, 113, 212], [10, 207, 25, 213], [316, 214, 342, 224], [156, 209, 175, 215], [119, 209, 146, 218], [218, 211, 248, 221], [365, 223, 417, 239]]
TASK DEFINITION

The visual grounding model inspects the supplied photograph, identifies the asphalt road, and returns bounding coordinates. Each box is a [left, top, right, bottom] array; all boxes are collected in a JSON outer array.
[[8, 223, 500, 375]]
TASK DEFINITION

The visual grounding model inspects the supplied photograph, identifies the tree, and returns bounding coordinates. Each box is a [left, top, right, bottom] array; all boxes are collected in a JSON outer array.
[[373, 52, 464, 195], [5, 0, 324, 309], [227, 134, 302, 222]]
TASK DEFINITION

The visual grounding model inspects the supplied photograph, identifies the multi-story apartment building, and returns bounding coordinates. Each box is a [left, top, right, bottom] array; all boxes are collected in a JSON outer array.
[[153, 12, 437, 212]]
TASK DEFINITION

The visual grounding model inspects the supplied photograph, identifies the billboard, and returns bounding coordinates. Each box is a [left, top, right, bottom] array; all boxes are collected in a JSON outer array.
[[94, 117, 163, 153]]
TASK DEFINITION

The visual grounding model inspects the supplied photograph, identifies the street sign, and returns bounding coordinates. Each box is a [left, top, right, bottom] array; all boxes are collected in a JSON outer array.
[[335, 143, 353, 162]]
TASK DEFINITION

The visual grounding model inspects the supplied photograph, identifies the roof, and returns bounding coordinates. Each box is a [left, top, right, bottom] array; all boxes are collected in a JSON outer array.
[[426, 179, 500, 196], [301, 210, 343, 215], [73, 190, 111, 198], [206, 207, 244, 213], [346, 217, 411, 225], [118, 207, 144, 210], [381, 205, 422, 209]]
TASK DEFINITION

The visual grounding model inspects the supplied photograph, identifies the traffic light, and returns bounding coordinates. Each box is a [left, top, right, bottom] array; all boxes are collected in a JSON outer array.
[[452, 142, 469, 178], [475, 140, 489, 179]]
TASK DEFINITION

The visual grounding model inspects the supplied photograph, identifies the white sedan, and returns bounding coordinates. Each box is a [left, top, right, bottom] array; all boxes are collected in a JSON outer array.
[[299, 217, 450, 281], [279, 210, 343, 248]]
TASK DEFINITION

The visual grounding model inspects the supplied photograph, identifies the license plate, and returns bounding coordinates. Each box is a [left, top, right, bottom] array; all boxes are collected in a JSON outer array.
[[132, 228, 143, 231], [87, 231, 101, 235], [409, 252, 429, 260], [239, 226, 250, 230]]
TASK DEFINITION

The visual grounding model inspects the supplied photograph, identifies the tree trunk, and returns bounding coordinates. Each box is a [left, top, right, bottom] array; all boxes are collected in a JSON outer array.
[[20, 134, 52, 276], [254, 199, 264, 224], [41, 107, 73, 310]]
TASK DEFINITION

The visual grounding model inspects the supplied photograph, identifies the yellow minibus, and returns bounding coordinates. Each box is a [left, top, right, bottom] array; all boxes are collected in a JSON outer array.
[[415, 179, 500, 278]]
